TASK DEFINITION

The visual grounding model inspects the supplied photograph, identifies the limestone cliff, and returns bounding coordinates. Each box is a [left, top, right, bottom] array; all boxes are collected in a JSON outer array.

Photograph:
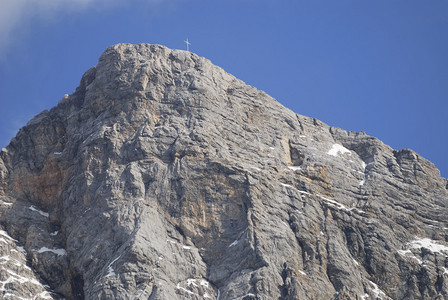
[[0, 43, 447, 299]]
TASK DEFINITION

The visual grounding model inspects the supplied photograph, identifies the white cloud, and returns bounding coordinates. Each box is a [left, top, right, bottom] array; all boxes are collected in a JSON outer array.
[[0, 0, 123, 56]]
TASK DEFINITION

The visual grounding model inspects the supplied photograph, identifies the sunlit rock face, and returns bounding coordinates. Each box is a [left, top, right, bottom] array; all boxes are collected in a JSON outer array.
[[0, 43, 447, 299]]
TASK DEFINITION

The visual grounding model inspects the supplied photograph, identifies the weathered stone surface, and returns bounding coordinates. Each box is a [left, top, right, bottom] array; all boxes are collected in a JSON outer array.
[[0, 43, 447, 299]]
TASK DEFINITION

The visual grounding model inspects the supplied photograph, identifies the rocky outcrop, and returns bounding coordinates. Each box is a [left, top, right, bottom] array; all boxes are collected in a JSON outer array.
[[0, 43, 447, 299]]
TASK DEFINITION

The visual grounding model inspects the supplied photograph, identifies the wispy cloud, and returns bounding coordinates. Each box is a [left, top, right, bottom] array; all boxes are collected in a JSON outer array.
[[0, 0, 125, 56]]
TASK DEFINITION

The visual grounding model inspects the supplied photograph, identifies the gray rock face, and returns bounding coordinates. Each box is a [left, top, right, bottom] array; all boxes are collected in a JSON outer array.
[[0, 43, 447, 299]]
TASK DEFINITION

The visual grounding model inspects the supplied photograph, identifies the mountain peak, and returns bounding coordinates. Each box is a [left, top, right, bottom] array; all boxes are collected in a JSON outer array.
[[0, 43, 447, 299]]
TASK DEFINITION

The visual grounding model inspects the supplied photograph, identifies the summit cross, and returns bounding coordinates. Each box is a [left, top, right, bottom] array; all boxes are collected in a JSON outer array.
[[184, 38, 191, 52]]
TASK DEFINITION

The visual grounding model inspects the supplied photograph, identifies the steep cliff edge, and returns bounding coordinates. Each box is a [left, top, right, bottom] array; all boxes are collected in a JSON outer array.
[[0, 43, 447, 299]]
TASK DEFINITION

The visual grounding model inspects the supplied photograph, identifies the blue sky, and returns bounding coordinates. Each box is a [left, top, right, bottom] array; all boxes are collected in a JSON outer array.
[[0, 0, 447, 177]]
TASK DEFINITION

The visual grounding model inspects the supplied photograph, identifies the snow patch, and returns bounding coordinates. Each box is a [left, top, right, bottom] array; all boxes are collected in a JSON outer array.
[[200, 279, 209, 287], [327, 144, 351, 157], [186, 278, 198, 287], [176, 283, 195, 295], [182, 245, 191, 250], [242, 293, 256, 298], [317, 194, 364, 213], [361, 161, 366, 170], [397, 249, 422, 264], [408, 238, 448, 254], [359, 179, 365, 186], [299, 270, 306, 276], [29, 206, 49, 218], [0, 200, 13, 206], [53, 152, 62, 155], [105, 255, 121, 277], [17, 246, 27, 256], [0, 269, 42, 287], [50, 231, 59, 236], [228, 240, 238, 248], [0, 255, 10, 263], [37, 291, 53, 299], [280, 182, 293, 188], [0, 230, 18, 242], [369, 281, 387, 299], [34, 247, 67, 256], [176, 278, 212, 298], [288, 166, 301, 171]]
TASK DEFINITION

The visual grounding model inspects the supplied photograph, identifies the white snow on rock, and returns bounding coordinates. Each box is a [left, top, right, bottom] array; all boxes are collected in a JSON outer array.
[[361, 161, 366, 171], [199, 279, 209, 287], [105, 266, 116, 277], [317, 194, 364, 214], [408, 238, 448, 255], [17, 246, 27, 256], [0, 255, 11, 263], [228, 240, 238, 248], [28, 206, 49, 218], [0, 269, 42, 288], [175, 278, 213, 298], [33, 247, 67, 256], [369, 280, 388, 299], [0, 199, 13, 206], [0, 230, 18, 242], [327, 144, 351, 157], [397, 247, 426, 264], [186, 278, 198, 287], [37, 291, 54, 299], [288, 166, 301, 171], [280, 182, 293, 188], [360, 293, 369, 300], [396, 237, 448, 264], [105, 255, 121, 277], [176, 283, 195, 295]]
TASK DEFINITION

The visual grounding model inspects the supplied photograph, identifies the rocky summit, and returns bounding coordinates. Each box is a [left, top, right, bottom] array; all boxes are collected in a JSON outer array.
[[0, 43, 447, 300]]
